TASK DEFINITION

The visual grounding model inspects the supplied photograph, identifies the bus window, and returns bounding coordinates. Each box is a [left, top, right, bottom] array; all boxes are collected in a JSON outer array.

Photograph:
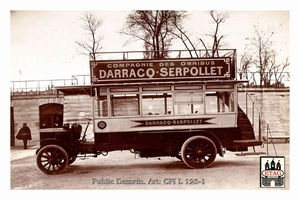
[[174, 92, 204, 115], [205, 91, 235, 113], [142, 93, 172, 116], [39, 103, 63, 128], [93, 87, 108, 117], [94, 95, 108, 117], [111, 94, 139, 117]]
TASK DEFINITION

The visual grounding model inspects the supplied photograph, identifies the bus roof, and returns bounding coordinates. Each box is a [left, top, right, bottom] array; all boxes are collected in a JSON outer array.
[[55, 79, 247, 95]]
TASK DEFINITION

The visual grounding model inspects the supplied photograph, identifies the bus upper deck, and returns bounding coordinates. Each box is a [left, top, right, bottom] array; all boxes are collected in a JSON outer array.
[[55, 49, 261, 149], [88, 49, 239, 131], [36, 49, 263, 174], [90, 49, 237, 84]]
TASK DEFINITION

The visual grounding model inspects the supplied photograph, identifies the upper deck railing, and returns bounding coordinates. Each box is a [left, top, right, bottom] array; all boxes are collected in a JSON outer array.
[[11, 49, 289, 96], [10, 75, 90, 96], [91, 49, 236, 61]]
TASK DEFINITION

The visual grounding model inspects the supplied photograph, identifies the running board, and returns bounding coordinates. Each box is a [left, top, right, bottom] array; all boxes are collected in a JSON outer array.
[[231, 139, 263, 148], [224, 139, 265, 156], [235, 146, 266, 156]]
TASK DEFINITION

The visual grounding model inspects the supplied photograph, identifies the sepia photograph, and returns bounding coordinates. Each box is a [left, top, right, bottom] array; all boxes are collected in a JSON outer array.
[[5, 0, 297, 198]]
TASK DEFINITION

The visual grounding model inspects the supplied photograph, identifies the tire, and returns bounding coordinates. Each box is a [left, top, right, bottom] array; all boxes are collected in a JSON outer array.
[[175, 151, 183, 161], [68, 154, 77, 165], [36, 144, 69, 175], [181, 136, 217, 169]]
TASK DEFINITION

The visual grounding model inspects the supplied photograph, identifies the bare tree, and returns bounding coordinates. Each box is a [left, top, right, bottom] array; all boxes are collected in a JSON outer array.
[[263, 51, 280, 87], [246, 25, 275, 87], [76, 12, 103, 61], [238, 52, 253, 81], [169, 12, 199, 58], [243, 25, 290, 87], [273, 57, 290, 87], [199, 10, 230, 57], [121, 10, 187, 58]]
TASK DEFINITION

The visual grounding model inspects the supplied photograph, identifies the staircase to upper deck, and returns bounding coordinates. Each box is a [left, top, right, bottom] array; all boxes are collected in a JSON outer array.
[[235, 106, 263, 147], [225, 87, 264, 154], [237, 106, 257, 140]]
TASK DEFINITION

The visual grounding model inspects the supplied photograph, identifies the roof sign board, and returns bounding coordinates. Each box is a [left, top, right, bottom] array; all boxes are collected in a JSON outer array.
[[91, 57, 232, 84]]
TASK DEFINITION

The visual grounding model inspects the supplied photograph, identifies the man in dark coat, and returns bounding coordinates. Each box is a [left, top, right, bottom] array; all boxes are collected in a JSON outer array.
[[16, 123, 32, 149]]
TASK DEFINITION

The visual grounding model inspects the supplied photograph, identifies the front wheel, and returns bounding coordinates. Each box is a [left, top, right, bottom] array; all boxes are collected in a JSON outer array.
[[175, 151, 182, 161], [36, 145, 69, 175], [181, 136, 217, 169]]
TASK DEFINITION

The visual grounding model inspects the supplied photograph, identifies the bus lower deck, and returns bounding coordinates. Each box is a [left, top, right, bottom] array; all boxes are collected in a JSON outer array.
[[36, 49, 263, 174]]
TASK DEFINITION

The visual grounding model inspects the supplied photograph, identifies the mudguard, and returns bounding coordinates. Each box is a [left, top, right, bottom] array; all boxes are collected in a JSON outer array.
[[35, 138, 74, 157]]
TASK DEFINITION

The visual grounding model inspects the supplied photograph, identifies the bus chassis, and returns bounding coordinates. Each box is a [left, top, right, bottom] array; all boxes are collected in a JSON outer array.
[[36, 120, 230, 174], [35, 49, 263, 175]]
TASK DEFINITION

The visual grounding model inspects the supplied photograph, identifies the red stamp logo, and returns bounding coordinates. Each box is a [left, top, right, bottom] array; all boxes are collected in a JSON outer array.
[[260, 156, 285, 188]]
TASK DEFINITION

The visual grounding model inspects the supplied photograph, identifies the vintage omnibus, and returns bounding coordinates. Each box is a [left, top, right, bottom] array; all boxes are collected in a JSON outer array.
[[36, 49, 263, 174]]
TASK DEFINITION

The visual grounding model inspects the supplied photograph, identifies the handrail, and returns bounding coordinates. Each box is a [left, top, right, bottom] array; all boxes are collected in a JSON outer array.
[[10, 75, 90, 96], [266, 124, 278, 156], [238, 85, 262, 141], [91, 49, 236, 60], [71, 75, 78, 85], [239, 86, 285, 156], [71, 75, 90, 85]]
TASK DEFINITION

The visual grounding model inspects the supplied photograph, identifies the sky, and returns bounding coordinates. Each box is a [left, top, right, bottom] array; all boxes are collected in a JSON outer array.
[[10, 9, 290, 83]]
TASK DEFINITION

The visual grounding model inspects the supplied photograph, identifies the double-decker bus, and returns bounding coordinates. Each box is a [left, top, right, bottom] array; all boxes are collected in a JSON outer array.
[[36, 49, 263, 174]]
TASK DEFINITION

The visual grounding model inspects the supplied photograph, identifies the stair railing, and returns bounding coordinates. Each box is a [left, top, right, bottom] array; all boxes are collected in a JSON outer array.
[[238, 85, 262, 141], [239, 85, 280, 156], [266, 124, 278, 156]]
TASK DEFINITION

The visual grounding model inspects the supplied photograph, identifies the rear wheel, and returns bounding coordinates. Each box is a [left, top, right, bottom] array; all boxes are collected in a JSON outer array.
[[181, 136, 217, 169], [36, 145, 69, 175], [68, 154, 77, 165]]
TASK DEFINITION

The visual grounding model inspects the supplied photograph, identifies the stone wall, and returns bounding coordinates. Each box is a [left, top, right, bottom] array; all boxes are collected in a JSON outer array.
[[11, 88, 290, 147], [238, 88, 290, 140], [63, 95, 94, 139], [11, 95, 64, 146]]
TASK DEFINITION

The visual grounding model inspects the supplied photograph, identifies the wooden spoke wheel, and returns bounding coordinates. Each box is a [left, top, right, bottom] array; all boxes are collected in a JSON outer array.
[[181, 136, 217, 169], [36, 145, 69, 175]]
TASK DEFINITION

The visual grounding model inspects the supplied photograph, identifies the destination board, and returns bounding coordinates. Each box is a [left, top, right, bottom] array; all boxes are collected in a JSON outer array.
[[90, 57, 232, 83]]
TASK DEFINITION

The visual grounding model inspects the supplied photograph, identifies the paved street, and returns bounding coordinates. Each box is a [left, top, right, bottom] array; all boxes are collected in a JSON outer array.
[[10, 143, 290, 190]]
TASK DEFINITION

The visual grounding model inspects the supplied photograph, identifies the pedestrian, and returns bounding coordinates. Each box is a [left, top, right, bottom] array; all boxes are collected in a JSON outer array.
[[16, 123, 32, 149]]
